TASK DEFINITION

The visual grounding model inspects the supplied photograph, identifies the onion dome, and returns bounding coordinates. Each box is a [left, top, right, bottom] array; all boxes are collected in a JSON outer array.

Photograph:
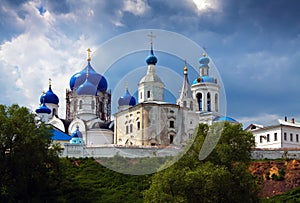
[[35, 102, 51, 114], [69, 49, 108, 92], [72, 126, 82, 138], [213, 116, 238, 123], [199, 52, 210, 65], [146, 46, 158, 65], [118, 87, 136, 106], [39, 79, 59, 104], [77, 75, 97, 96]]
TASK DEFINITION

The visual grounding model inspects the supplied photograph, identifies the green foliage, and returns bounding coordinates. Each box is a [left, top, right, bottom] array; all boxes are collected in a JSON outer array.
[[98, 154, 173, 175], [0, 104, 61, 202], [261, 186, 300, 203], [57, 157, 151, 202], [143, 122, 259, 203]]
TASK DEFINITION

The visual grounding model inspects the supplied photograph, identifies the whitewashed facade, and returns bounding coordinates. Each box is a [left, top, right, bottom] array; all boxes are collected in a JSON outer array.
[[246, 118, 300, 149]]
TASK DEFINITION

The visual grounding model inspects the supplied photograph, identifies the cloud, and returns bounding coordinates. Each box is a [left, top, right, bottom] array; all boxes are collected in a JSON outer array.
[[123, 0, 150, 16]]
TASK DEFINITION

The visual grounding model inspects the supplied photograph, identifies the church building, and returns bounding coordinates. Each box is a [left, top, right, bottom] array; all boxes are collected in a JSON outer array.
[[35, 34, 237, 155]]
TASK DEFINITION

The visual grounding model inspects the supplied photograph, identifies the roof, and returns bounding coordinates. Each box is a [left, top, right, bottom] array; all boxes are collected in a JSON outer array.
[[245, 119, 300, 132], [51, 129, 71, 141]]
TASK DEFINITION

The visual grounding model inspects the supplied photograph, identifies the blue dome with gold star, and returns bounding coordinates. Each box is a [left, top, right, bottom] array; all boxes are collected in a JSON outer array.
[[192, 76, 216, 84], [39, 85, 59, 104], [118, 89, 136, 106]]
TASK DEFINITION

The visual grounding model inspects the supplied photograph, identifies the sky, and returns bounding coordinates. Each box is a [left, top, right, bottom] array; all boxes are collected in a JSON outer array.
[[0, 0, 300, 127]]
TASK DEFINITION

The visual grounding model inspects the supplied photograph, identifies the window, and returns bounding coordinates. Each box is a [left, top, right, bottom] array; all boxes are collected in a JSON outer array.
[[284, 132, 287, 141], [170, 120, 174, 128], [190, 101, 193, 110], [137, 122, 140, 130], [79, 100, 83, 109], [196, 93, 202, 111], [183, 101, 187, 107], [274, 133, 277, 141], [296, 134, 299, 142], [215, 94, 218, 112], [260, 136, 263, 143], [170, 135, 174, 144], [130, 124, 133, 133], [207, 93, 211, 112], [290, 133, 293, 142], [91, 100, 95, 110], [267, 134, 270, 142], [126, 126, 129, 134], [147, 91, 150, 98], [140, 92, 142, 99]]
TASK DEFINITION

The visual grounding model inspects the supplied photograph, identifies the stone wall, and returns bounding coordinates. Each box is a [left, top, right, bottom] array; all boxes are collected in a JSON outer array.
[[252, 149, 300, 160], [61, 144, 300, 160], [61, 144, 184, 158]]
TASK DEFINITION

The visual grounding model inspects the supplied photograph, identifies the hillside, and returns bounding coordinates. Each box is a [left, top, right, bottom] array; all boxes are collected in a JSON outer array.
[[250, 159, 300, 198]]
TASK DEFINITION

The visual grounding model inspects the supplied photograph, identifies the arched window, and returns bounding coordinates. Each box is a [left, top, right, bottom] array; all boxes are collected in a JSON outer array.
[[207, 93, 211, 112], [91, 100, 95, 110], [79, 100, 83, 109], [190, 101, 193, 110], [99, 101, 103, 112], [170, 134, 174, 144], [137, 121, 140, 130], [183, 101, 187, 107], [215, 94, 218, 112], [196, 93, 202, 111], [130, 124, 133, 133], [126, 126, 129, 134]]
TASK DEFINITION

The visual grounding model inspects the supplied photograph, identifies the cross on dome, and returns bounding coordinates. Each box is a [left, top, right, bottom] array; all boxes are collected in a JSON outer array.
[[147, 32, 156, 47], [87, 48, 92, 62]]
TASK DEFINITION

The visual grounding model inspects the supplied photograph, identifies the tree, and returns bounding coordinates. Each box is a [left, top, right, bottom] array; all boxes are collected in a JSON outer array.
[[143, 122, 259, 203], [0, 104, 61, 202]]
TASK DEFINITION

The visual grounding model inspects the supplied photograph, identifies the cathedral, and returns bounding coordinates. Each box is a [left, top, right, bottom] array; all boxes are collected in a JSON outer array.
[[35, 37, 237, 154]]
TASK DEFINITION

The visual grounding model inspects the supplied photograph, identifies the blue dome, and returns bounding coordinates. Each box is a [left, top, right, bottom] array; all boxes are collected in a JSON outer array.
[[77, 77, 97, 95], [146, 49, 157, 65], [72, 127, 82, 138], [192, 76, 215, 84], [40, 86, 59, 104], [35, 103, 51, 114], [69, 62, 108, 92], [118, 89, 136, 106], [213, 116, 238, 123]]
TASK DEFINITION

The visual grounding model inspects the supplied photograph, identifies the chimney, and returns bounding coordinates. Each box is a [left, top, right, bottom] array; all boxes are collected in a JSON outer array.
[[285, 116, 287, 122], [291, 118, 295, 123]]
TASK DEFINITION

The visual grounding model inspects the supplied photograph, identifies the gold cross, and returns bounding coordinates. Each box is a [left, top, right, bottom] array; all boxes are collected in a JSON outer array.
[[147, 32, 156, 45], [87, 48, 92, 62]]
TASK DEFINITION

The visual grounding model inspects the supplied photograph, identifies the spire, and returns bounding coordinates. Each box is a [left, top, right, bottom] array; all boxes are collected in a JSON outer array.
[[49, 78, 52, 87], [87, 48, 91, 62], [179, 61, 192, 100], [125, 80, 128, 90], [184, 60, 188, 75]]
